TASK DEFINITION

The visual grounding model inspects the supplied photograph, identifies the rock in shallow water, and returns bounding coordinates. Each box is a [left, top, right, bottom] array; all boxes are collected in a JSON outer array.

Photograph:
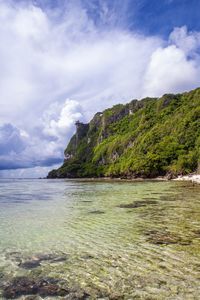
[[18, 253, 68, 269], [3, 277, 38, 298], [145, 230, 192, 245], [2, 276, 69, 299], [89, 210, 105, 214], [118, 200, 157, 209], [19, 260, 41, 269]]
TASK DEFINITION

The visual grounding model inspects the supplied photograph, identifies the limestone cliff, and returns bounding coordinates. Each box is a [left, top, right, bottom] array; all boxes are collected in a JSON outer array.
[[48, 88, 200, 178]]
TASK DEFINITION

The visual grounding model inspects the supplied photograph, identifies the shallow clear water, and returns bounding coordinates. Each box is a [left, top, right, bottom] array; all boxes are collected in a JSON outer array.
[[0, 179, 200, 299]]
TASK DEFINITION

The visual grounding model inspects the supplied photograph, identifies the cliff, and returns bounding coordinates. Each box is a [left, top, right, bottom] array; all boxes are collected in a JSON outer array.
[[48, 88, 200, 179]]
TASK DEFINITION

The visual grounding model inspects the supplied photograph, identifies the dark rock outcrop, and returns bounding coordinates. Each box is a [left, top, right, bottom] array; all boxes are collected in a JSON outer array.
[[3, 277, 69, 299]]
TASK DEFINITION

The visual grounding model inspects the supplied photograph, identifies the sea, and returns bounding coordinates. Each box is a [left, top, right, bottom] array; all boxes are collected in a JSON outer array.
[[0, 179, 200, 299]]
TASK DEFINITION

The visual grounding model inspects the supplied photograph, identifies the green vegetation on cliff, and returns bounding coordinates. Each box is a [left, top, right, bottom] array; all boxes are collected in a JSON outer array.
[[48, 88, 200, 178]]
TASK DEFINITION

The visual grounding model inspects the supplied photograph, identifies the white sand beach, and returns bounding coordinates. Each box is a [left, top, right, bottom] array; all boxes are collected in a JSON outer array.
[[174, 174, 200, 184]]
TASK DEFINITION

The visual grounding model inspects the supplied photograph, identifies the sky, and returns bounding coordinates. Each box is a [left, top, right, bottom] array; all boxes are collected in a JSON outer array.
[[0, 0, 200, 178]]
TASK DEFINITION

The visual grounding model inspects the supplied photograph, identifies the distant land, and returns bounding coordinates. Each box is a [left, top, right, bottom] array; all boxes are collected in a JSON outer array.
[[48, 88, 200, 179]]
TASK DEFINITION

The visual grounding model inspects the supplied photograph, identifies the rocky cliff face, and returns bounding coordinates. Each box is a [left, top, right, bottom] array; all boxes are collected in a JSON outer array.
[[48, 88, 200, 179]]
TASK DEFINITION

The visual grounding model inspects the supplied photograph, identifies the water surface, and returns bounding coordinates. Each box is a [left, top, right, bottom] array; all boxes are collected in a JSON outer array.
[[0, 179, 200, 299]]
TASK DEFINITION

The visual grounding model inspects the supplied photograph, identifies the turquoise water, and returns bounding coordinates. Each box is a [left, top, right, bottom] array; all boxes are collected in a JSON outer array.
[[0, 179, 200, 299]]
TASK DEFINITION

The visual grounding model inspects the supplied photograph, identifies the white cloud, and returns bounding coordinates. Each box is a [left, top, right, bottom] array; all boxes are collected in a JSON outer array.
[[0, 0, 200, 177], [142, 26, 200, 97], [142, 45, 200, 97], [169, 26, 200, 55], [42, 99, 84, 138], [0, 99, 84, 173], [0, 0, 161, 126]]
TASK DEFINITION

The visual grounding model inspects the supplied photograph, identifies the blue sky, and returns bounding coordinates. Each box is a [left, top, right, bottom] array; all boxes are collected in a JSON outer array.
[[32, 0, 200, 36], [0, 0, 200, 177], [14, 0, 200, 36], [131, 0, 200, 36]]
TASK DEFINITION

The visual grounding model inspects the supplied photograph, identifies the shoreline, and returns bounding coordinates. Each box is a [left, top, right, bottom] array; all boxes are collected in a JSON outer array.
[[47, 174, 200, 184], [173, 174, 200, 185]]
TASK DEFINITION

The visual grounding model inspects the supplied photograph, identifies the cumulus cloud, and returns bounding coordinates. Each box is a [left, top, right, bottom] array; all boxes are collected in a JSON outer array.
[[0, 124, 27, 155], [0, 99, 84, 172], [0, 0, 161, 124], [142, 27, 200, 97], [42, 100, 84, 139], [0, 124, 62, 170], [169, 26, 200, 55], [0, 0, 200, 177], [142, 45, 200, 97]]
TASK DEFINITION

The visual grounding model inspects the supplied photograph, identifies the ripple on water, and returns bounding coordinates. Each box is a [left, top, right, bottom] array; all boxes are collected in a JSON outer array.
[[0, 179, 200, 299]]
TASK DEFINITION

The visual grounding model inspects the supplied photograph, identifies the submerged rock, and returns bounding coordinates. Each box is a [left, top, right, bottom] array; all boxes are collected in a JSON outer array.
[[89, 210, 105, 214], [80, 200, 93, 203], [81, 254, 94, 260], [5, 251, 22, 263], [2, 276, 93, 299], [19, 260, 41, 269], [37, 279, 68, 297], [118, 200, 157, 209], [145, 230, 191, 245], [18, 253, 68, 269], [3, 277, 38, 298], [3, 276, 69, 299], [36, 253, 68, 263]]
